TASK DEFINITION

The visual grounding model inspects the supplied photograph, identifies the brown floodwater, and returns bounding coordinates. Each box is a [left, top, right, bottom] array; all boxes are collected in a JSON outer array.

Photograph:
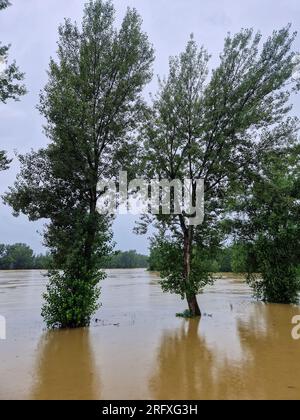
[[0, 269, 300, 400]]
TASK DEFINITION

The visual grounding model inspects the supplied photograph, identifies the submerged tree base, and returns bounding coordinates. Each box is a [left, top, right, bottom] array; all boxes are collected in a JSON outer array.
[[176, 309, 201, 319]]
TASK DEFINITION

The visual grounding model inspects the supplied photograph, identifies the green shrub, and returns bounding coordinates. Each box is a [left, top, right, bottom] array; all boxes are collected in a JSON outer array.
[[176, 310, 195, 319], [41, 268, 104, 329]]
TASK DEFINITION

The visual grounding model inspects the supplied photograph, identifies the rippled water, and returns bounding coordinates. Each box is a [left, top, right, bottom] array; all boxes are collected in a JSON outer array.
[[0, 269, 300, 400]]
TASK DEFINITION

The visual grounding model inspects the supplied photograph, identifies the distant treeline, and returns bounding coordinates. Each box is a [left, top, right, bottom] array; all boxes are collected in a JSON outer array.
[[0, 243, 52, 270], [104, 250, 149, 269], [149, 244, 251, 274], [0, 242, 249, 272], [0, 244, 149, 270]]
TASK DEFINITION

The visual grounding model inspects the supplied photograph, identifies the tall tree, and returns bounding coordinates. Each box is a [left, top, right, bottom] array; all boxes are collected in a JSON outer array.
[[0, 0, 26, 170], [232, 141, 300, 304], [0, 243, 34, 269], [5, 0, 154, 328], [141, 28, 299, 316]]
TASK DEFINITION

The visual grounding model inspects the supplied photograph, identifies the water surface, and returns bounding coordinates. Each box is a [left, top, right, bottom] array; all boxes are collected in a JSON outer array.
[[0, 269, 299, 400]]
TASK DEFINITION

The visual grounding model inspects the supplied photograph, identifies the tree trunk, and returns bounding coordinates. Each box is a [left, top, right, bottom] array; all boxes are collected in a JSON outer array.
[[183, 226, 201, 317], [187, 293, 201, 317], [84, 190, 98, 271]]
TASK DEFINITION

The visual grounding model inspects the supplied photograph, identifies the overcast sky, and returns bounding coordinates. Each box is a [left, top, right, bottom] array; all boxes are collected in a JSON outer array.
[[0, 0, 299, 255]]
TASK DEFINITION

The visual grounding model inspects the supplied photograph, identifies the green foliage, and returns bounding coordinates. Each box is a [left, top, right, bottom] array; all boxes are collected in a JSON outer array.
[[0, 150, 11, 171], [176, 310, 194, 319], [0, 0, 26, 171], [148, 245, 162, 272], [247, 241, 300, 304], [0, 45, 26, 104], [233, 145, 300, 304], [33, 253, 53, 270], [217, 248, 232, 272], [0, 0, 26, 102], [41, 268, 104, 329], [104, 250, 148, 269], [150, 237, 214, 300], [231, 244, 248, 273]]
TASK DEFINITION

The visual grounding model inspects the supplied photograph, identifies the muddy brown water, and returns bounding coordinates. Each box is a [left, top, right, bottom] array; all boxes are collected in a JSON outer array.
[[0, 269, 300, 400]]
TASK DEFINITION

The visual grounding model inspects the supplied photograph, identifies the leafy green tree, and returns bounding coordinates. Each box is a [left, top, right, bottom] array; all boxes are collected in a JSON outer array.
[[8, 243, 34, 269], [33, 253, 53, 270], [0, 0, 26, 171], [140, 27, 298, 316], [0, 243, 34, 269], [233, 143, 300, 303], [217, 248, 232, 273], [5, 0, 154, 328], [231, 243, 248, 273], [148, 242, 162, 272]]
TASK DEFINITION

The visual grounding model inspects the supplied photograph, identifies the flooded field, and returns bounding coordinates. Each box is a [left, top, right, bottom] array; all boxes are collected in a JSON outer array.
[[0, 269, 300, 400]]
